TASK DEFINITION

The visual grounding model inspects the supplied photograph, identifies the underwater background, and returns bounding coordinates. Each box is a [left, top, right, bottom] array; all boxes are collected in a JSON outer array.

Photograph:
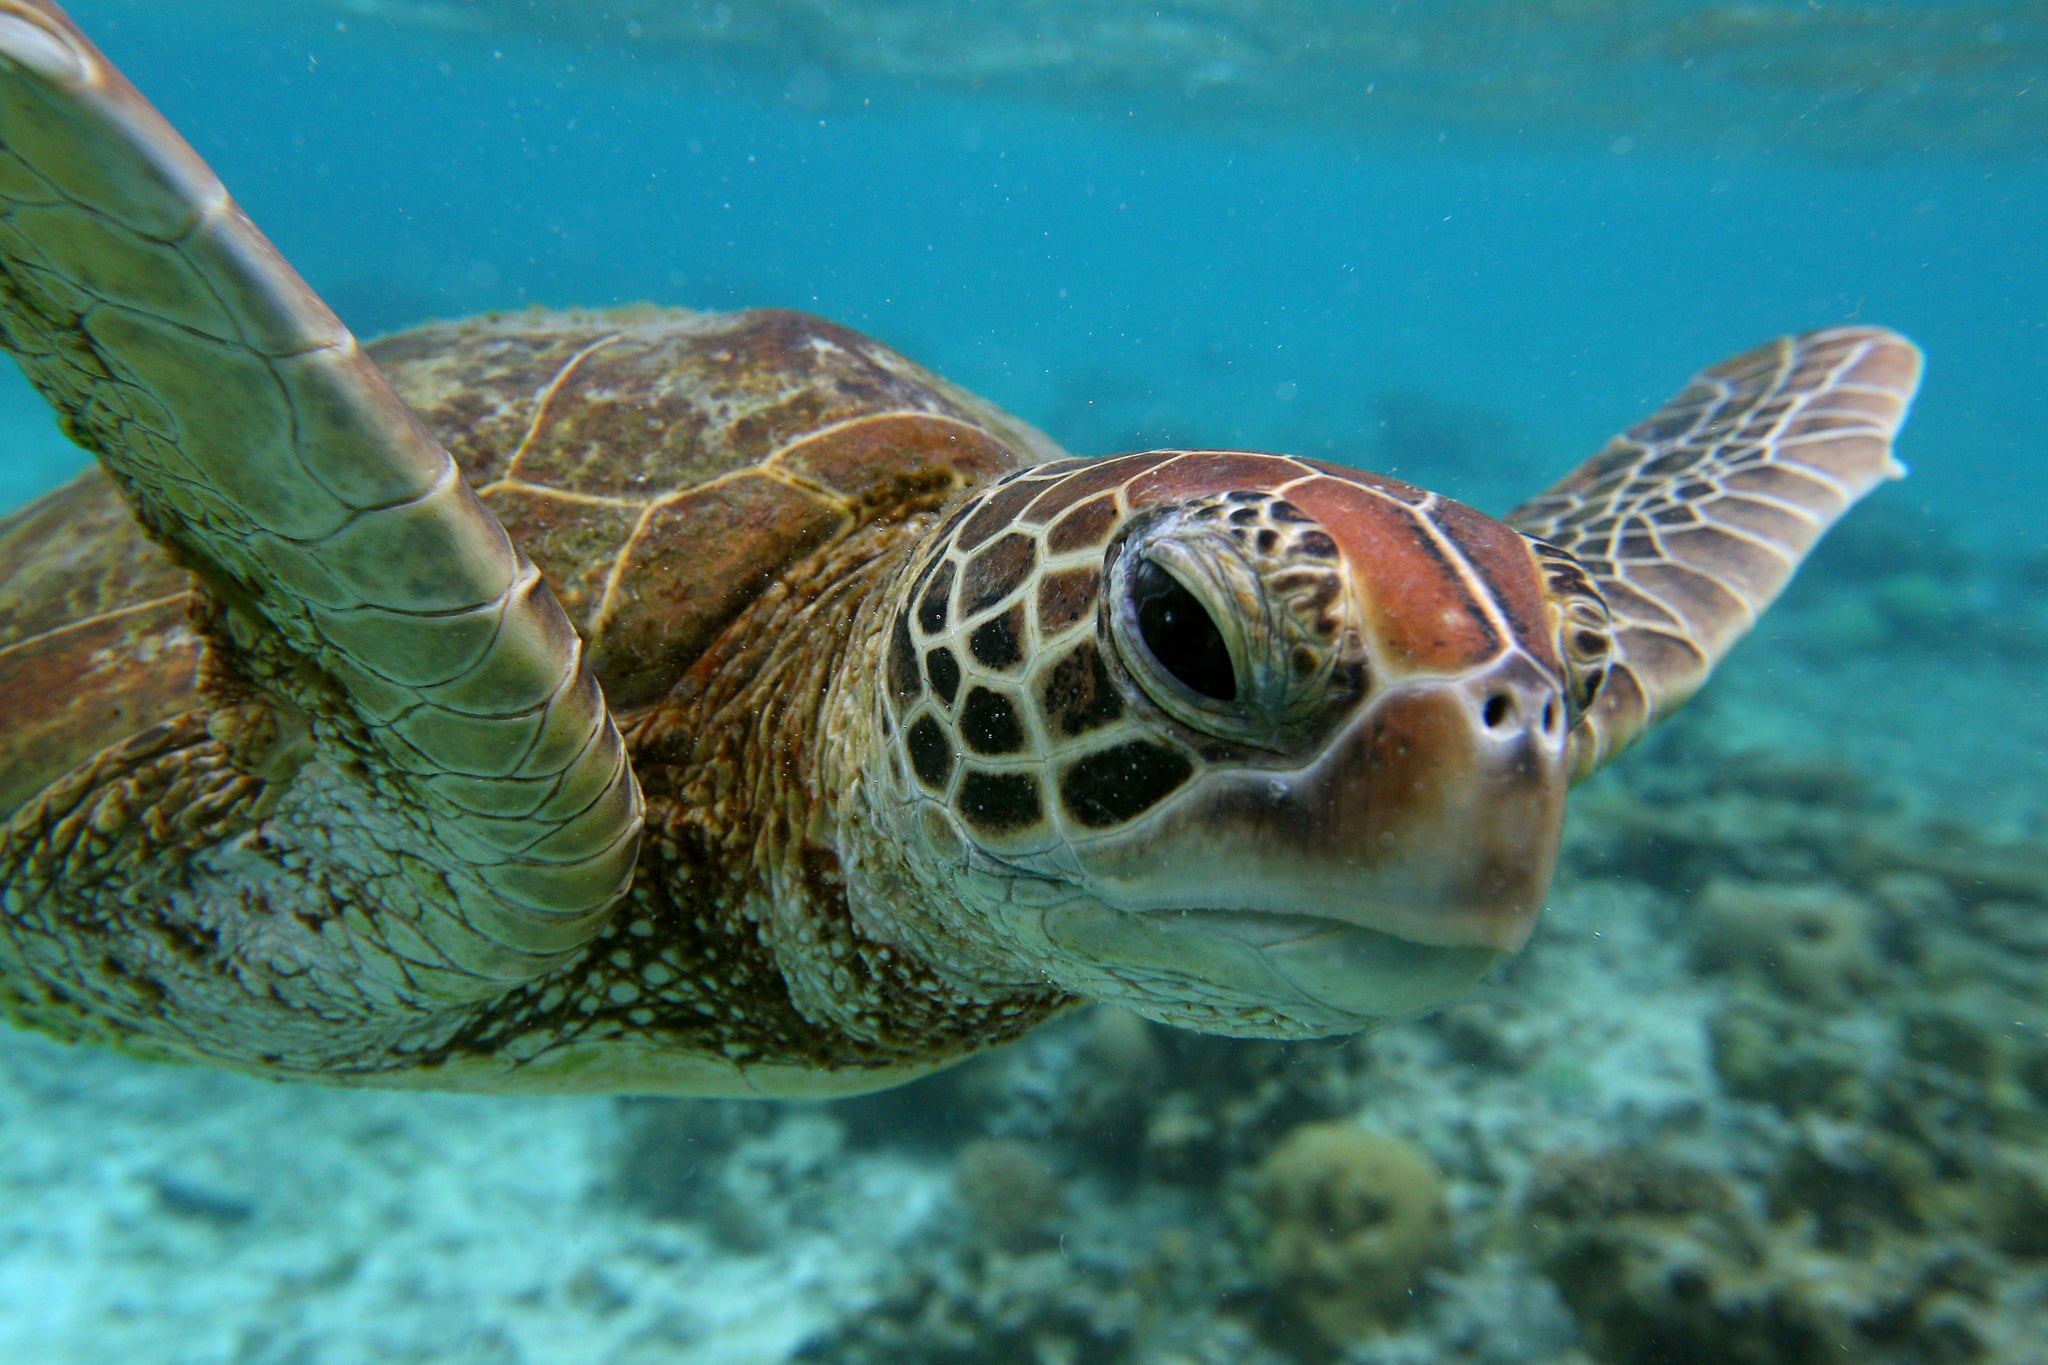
[[2, 2, 2046, 1361]]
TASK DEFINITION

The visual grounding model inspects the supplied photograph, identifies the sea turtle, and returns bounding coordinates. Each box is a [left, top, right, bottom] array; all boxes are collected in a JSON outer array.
[[0, 0, 1921, 1097]]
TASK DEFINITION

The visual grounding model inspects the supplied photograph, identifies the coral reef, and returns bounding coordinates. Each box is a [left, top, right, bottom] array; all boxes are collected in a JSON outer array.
[[954, 1138, 1066, 1252], [790, 1247, 1148, 1365], [1690, 879, 1884, 1005], [1521, 714, 2048, 1365], [1523, 1148, 2043, 1365], [1237, 1123, 1450, 1345]]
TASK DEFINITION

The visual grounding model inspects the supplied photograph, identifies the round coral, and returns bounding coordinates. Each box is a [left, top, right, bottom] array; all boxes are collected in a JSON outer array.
[[1243, 1123, 1449, 1343], [1692, 878, 1882, 1004]]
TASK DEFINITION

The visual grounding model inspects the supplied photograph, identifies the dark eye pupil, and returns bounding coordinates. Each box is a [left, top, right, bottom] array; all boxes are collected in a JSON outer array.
[[1129, 557, 1236, 702]]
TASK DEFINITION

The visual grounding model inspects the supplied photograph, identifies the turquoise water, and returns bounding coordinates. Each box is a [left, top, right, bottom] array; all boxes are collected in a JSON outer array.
[[4, 4, 2048, 1362], [8, 3, 2045, 536]]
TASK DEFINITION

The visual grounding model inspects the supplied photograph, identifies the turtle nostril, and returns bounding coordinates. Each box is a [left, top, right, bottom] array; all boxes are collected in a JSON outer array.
[[1482, 693, 1513, 731], [1542, 697, 1561, 735]]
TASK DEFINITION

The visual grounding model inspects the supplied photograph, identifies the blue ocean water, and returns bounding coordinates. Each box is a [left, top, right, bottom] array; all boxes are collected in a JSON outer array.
[[4, 4, 2048, 1363], [7, 2, 2044, 542]]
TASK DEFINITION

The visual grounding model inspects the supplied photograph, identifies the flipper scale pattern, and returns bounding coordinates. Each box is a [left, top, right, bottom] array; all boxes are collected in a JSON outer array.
[[0, 0, 641, 955], [1508, 326, 1922, 778]]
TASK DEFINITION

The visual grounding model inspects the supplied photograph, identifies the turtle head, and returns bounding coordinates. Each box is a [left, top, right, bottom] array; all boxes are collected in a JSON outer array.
[[862, 451, 1609, 1038]]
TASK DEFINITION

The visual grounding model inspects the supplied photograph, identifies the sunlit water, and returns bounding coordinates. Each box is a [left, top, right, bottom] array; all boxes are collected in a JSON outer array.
[[7, 3, 2044, 532]]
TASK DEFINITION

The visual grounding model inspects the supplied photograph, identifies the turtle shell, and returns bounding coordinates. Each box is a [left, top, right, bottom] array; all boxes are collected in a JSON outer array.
[[0, 305, 1059, 816], [374, 306, 1059, 707], [0, 469, 198, 816]]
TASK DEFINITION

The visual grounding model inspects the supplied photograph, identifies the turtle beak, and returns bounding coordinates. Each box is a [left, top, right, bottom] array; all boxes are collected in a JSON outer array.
[[1295, 652, 1569, 953], [1082, 651, 1569, 956]]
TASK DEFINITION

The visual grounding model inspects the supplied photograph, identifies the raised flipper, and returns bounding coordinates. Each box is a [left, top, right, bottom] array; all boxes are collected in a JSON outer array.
[[0, 0, 640, 1004], [1507, 327, 1923, 780]]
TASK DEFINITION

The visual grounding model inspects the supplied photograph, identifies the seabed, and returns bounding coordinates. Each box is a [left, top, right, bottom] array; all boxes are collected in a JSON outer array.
[[4, 505, 2046, 1363]]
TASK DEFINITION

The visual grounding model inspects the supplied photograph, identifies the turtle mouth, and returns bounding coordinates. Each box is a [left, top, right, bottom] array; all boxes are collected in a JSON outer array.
[[1133, 906, 1501, 1018], [1036, 894, 1502, 1031], [1063, 667, 1568, 957]]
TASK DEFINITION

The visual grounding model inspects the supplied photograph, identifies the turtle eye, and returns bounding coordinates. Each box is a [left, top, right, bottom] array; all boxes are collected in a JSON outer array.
[[1128, 557, 1237, 702], [1106, 500, 1355, 752], [1555, 589, 1613, 728], [1527, 537, 1614, 732]]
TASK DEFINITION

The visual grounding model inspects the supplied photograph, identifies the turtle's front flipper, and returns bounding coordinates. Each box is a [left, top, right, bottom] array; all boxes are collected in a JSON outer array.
[[0, 6, 639, 978], [1508, 327, 1922, 780]]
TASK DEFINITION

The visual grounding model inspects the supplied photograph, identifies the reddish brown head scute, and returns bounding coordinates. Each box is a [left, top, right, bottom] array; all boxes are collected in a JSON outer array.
[[1119, 454, 1565, 685]]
